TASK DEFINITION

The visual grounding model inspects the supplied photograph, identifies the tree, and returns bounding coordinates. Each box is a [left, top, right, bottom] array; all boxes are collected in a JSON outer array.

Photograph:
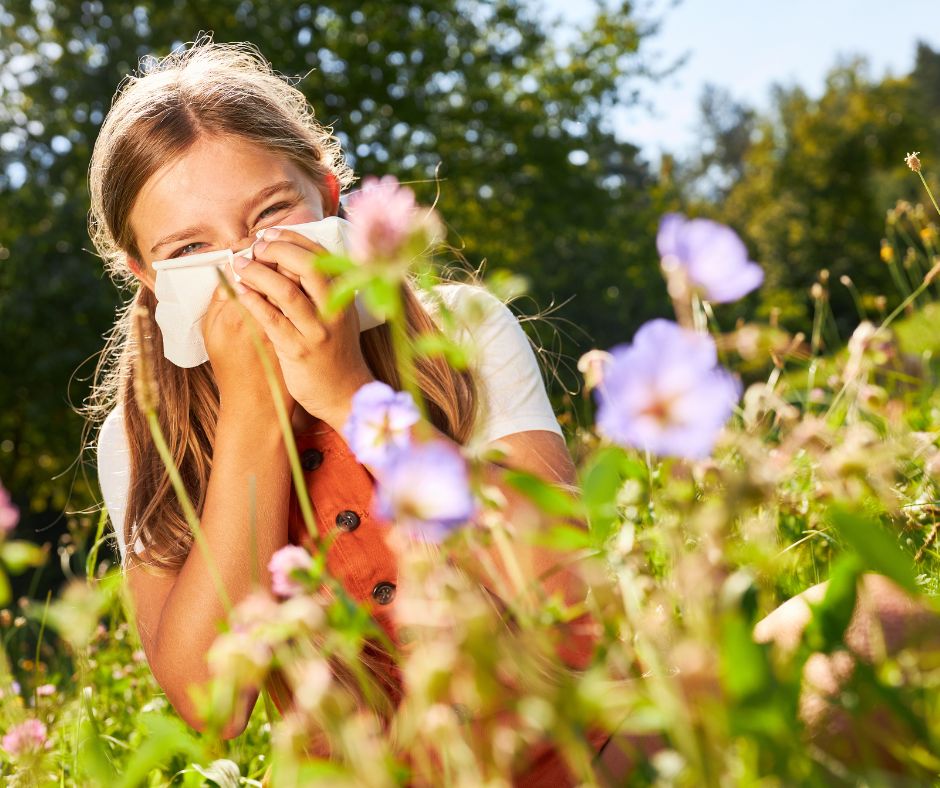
[[0, 0, 668, 576]]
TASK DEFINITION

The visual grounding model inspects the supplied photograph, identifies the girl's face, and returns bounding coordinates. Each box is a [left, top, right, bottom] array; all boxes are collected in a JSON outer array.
[[127, 133, 333, 291]]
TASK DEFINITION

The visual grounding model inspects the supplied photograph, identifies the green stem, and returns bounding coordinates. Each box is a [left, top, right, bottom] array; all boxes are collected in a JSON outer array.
[[918, 171, 940, 218], [146, 410, 232, 615]]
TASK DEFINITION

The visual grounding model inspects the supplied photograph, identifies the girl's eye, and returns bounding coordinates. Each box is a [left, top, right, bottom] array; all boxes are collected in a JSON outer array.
[[257, 202, 292, 222], [170, 202, 293, 258], [172, 242, 205, 258]]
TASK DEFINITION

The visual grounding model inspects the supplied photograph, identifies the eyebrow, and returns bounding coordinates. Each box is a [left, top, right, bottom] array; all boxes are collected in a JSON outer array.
[[149, 179, 300, 254]]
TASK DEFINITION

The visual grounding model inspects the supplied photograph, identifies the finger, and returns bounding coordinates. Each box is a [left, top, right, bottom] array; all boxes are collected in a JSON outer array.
[[251, 233, 333, 310], [234, 259, 323, 336], [233, 283, 304, 353]]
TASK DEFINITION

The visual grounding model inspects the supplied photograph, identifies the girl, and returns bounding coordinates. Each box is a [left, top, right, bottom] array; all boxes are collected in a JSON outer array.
[[88, 39, 617, 785]]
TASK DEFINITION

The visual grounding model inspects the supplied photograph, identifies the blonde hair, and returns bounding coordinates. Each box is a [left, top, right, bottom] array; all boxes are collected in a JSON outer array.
[[83, 36, 483, 574]]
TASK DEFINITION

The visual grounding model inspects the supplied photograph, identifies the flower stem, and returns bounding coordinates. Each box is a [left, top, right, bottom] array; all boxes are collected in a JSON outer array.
[[145, 409, 232, 614], [918, 171, 940, 218]]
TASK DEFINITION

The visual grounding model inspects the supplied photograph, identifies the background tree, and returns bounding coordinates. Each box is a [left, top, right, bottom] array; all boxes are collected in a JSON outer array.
[[679, 50, 940, 337], [0, 0, 670, 589]]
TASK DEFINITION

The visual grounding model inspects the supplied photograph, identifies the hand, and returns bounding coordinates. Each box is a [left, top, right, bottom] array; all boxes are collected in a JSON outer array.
[[228, 228, 377, 427], [203, 266, 296, 418]]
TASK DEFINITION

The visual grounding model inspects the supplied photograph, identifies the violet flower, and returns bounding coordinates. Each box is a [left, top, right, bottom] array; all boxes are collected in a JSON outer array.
[[345, 175, 440, 264], [594, 319, 741, 459], [267, 545, 315, 598], [657, 213, 763, 303], [342, 380, 421, 469], [372, 439, 477, 542]]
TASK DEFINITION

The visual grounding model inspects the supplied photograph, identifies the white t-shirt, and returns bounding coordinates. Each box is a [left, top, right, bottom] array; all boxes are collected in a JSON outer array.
[[97, 281, 563, 564]]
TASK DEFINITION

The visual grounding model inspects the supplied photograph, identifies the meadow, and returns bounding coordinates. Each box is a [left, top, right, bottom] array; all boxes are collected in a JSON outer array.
[[1, 164, 939, 787]]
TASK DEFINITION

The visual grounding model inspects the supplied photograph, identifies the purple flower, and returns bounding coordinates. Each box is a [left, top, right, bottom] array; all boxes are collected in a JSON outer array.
[[0, 479, 19, 534], [657, 213, 763, 303], [267, 545, 315, 598], [372, 440, 477, 542], [342, 381, 421, 469], [594, 319, 741, 459], [346, 175, 441, 264], [2, 718, 47, 757]]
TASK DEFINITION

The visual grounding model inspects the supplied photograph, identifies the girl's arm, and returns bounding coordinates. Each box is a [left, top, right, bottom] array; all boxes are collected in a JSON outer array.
[[125, 395, 291, 738]]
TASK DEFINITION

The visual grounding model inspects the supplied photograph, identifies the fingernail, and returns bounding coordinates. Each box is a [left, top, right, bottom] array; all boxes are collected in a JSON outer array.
[[234, 256, 251, 270], [260, 228, 280, 240]]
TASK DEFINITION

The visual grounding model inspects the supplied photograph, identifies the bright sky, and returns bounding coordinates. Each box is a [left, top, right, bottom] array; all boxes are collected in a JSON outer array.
[[540, 0, 940, 165]]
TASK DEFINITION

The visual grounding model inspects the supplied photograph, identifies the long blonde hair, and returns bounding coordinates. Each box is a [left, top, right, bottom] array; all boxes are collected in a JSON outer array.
[[84, 37, 482, 574]]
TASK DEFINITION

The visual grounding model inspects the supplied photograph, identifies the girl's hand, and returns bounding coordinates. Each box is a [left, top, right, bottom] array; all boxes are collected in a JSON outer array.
[[203, 266, 296, 418], [229, 228, 376, 427]]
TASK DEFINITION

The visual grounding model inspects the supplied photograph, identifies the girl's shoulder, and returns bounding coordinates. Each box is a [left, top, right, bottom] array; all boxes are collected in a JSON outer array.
[[417, 281, 564, 444]]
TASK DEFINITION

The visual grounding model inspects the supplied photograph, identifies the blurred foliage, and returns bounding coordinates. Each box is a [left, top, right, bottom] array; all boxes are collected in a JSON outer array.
[[677, 43, 940, 343], [0, 0, 672, 568]]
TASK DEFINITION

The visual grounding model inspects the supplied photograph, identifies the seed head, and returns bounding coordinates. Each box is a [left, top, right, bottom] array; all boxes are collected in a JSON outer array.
[[132, 304, 159, 415], [906, 151, 922, 173]]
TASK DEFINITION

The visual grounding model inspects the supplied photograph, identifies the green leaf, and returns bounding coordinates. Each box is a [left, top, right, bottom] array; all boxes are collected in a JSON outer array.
[[0, 569, 10, 607], [525, 523, 594, 551], [117, 714, 207, 788], [720, 613, 773, 702], [413, 332, 470, 369], [362, 276, 401, 320], [501, 468, 584, 519], [828, 504, 918, 594], [804, 553, 863, 653], [1, 540, 47, 573], [578, 446, 646, 543], [311, 252, 355, 276]]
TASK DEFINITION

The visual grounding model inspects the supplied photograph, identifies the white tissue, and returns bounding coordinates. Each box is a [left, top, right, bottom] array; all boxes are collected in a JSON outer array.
[[151, 216, 385, 368]]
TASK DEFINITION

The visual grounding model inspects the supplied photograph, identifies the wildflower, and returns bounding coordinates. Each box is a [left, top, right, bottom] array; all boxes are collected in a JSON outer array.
[[881, 238, 894, 263], [0, 479, 19, 533], [2, 718, 47, 757], [577, 349, 614, 392], [267, 545, 315, 598], [373, 439, 477, 542], [657, 213, 763, 303], [207, 630, 272, 685], [229, 589, 281, 633], [131, 305, 158, 414], [594, 319, 741, 459], [342, 380, 421, 468], [345, 175, 442, 264], [905, 151, 921, 173], [35, 684, 55, 697], [291, 657, 332, 712]]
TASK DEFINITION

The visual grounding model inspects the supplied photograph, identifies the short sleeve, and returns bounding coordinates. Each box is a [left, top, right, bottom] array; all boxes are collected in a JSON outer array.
[[97, 404, 144, 565], [424, 284, 564, 445]]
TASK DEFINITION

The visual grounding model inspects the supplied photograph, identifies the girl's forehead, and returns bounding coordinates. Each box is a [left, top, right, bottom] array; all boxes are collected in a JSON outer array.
[[130, 136, 318, 247]]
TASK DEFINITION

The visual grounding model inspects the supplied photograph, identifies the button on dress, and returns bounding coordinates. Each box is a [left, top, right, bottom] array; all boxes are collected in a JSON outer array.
[[261, 417, 610, 786]]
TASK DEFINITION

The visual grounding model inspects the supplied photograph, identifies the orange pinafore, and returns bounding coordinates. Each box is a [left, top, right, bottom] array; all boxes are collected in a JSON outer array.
[[261, 417, 611, 786]]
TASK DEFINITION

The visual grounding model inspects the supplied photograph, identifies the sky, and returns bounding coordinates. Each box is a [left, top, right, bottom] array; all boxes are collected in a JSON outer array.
[[540, 0, 940, 165]]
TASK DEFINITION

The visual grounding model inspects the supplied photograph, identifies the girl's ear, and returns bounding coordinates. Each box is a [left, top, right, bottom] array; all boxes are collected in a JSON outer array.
[[126, 253, 155, 292], [325, 171, 341, 216]]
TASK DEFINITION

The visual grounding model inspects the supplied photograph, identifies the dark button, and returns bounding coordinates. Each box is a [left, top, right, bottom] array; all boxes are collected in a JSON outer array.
[[371, 581, 396, 605], [335, 509, 360, 531], [301, 448, 323, 471]]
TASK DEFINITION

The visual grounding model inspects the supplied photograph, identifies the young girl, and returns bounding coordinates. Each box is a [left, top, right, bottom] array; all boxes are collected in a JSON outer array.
[[88, 39, 618, 784]]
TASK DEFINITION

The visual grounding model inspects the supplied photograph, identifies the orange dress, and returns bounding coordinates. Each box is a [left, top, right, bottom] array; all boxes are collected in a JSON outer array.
[[262, 417, 611, 786]]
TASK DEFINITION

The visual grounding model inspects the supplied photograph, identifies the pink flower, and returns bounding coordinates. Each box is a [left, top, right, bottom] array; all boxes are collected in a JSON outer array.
[[2, 718, 47, 756], [345, 175, 441, 264], [0, 479, 19, 533], [267, 545, 315, 597], [35, 684, 55, 697]]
